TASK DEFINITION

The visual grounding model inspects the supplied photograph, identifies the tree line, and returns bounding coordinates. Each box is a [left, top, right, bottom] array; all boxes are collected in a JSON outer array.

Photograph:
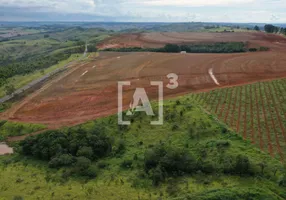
[[103, 42, 270, 54], [264, 24, 286, 35], [20, 128, 112, 178], [103, 42, 248, 53]]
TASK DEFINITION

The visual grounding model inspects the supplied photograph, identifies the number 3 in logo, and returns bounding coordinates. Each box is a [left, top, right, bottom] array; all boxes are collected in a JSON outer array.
[[166, 73, 179, 90]]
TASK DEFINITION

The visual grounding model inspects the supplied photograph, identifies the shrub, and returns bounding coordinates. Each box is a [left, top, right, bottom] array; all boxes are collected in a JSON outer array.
[[149, 166, 165, 186], [76, 146, 93, 160], [144, 145, 196, 184], [171, 124, 179, 131], [166, 181, 180, 196], [201, 161, 215, 174], [215, 140, 230, 148], [259, 46, 270, 51], [249, 48, 257, 52], [13, 196, 24, 200], [233, 155, 251, 175], [48, 154, 75, 168], [278, 174, 286, 187], [83, 166, 97, 178], [187, 187, 280, 200], [97, 161, 108, 169], [74, 157, 91, 172], [176, 100, 181, 105], [120, 160, 133, 169], [116, 139, 126, 154], [20, 129, 112, 162]]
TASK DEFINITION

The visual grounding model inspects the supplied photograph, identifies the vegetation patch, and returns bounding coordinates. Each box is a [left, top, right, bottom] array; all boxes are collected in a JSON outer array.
[[103, 42, 249, 53], [4, 95, 284, 199], [0, 121, 46, 141]]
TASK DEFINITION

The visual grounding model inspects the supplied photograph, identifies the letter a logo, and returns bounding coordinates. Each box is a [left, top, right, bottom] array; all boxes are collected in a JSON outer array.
[[127, 88, 154, 116]]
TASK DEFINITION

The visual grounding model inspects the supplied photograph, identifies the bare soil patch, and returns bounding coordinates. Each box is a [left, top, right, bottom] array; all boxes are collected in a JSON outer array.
[[2, 32, 286, 128]]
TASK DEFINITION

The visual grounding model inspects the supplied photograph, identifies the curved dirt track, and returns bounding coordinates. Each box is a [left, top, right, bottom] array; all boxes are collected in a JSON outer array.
[[2, 32, 286, 128]]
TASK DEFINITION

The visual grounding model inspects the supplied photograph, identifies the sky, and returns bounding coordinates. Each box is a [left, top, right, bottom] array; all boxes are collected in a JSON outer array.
[[0, 0, 285, 23]]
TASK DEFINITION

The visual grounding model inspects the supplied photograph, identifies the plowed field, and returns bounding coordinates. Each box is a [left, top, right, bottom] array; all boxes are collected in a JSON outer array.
[[2, 32, 286, 128]]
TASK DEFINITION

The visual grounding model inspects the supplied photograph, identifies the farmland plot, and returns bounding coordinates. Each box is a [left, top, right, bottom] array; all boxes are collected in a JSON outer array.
[[191, 79, 286, 161]]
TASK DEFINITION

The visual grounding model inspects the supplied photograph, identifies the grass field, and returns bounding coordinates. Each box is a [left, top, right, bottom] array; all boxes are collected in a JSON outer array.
[[191, 78, 286, 162], [0, 120, 46, 141], [0, 95, 285, 199], [0, 53, 82, 98]]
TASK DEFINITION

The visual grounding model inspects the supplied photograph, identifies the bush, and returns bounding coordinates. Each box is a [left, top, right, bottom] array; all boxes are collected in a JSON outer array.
[[83, 166, 97, 178], [20, 129, 112, 162], [74, 157, 91, 172], [144, 145, 196, 184], [249, 48, 257, 52], [48, 154, 75, 168], [259, 46, 270, 51], [0, 103, 11, 113], [278, 174, 286, 187], [187, 187, 280, 200], [149, 166, 165, 186], [233, 155, 251, 175], [171, 124, 179, 131], [87, 45, 98, 52], [76, 146, 93, 160], [215, 140, 230, 148], [120, 160, 133, 169], [115, 139, 126, 154], [13, 196, 24, 200]]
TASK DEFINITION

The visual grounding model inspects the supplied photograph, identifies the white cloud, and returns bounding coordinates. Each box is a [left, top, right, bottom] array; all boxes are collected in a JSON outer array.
[[0, 0, 285, 22], [0, 0, 96, 13], [139, 0, 255, 6]]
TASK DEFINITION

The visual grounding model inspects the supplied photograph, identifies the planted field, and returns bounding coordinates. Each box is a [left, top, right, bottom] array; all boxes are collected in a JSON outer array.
[[191, 79, 286, 161]]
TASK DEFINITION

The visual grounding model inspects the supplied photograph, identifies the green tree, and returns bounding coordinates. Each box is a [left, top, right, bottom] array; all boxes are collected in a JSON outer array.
[[278, 174, 286, 187], [87, 45, 98, 52], [5, 84, 15, 95], [74, 156, 91, 172], [234, 155, 250, 175], [264, 24, 276, 33], [254, 25, 260, 31], [164, 44, 181, 53], [258, 162, 267, 174], [76, 146, 93, 160], [48, 154, 75, 168]]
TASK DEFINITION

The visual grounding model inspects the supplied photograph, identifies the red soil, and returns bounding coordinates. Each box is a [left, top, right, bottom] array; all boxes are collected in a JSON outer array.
[[2, 32, 286, 128]]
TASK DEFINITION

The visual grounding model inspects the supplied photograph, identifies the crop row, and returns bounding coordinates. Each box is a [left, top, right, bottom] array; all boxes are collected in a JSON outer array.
[[191, 79, 286, 162]]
